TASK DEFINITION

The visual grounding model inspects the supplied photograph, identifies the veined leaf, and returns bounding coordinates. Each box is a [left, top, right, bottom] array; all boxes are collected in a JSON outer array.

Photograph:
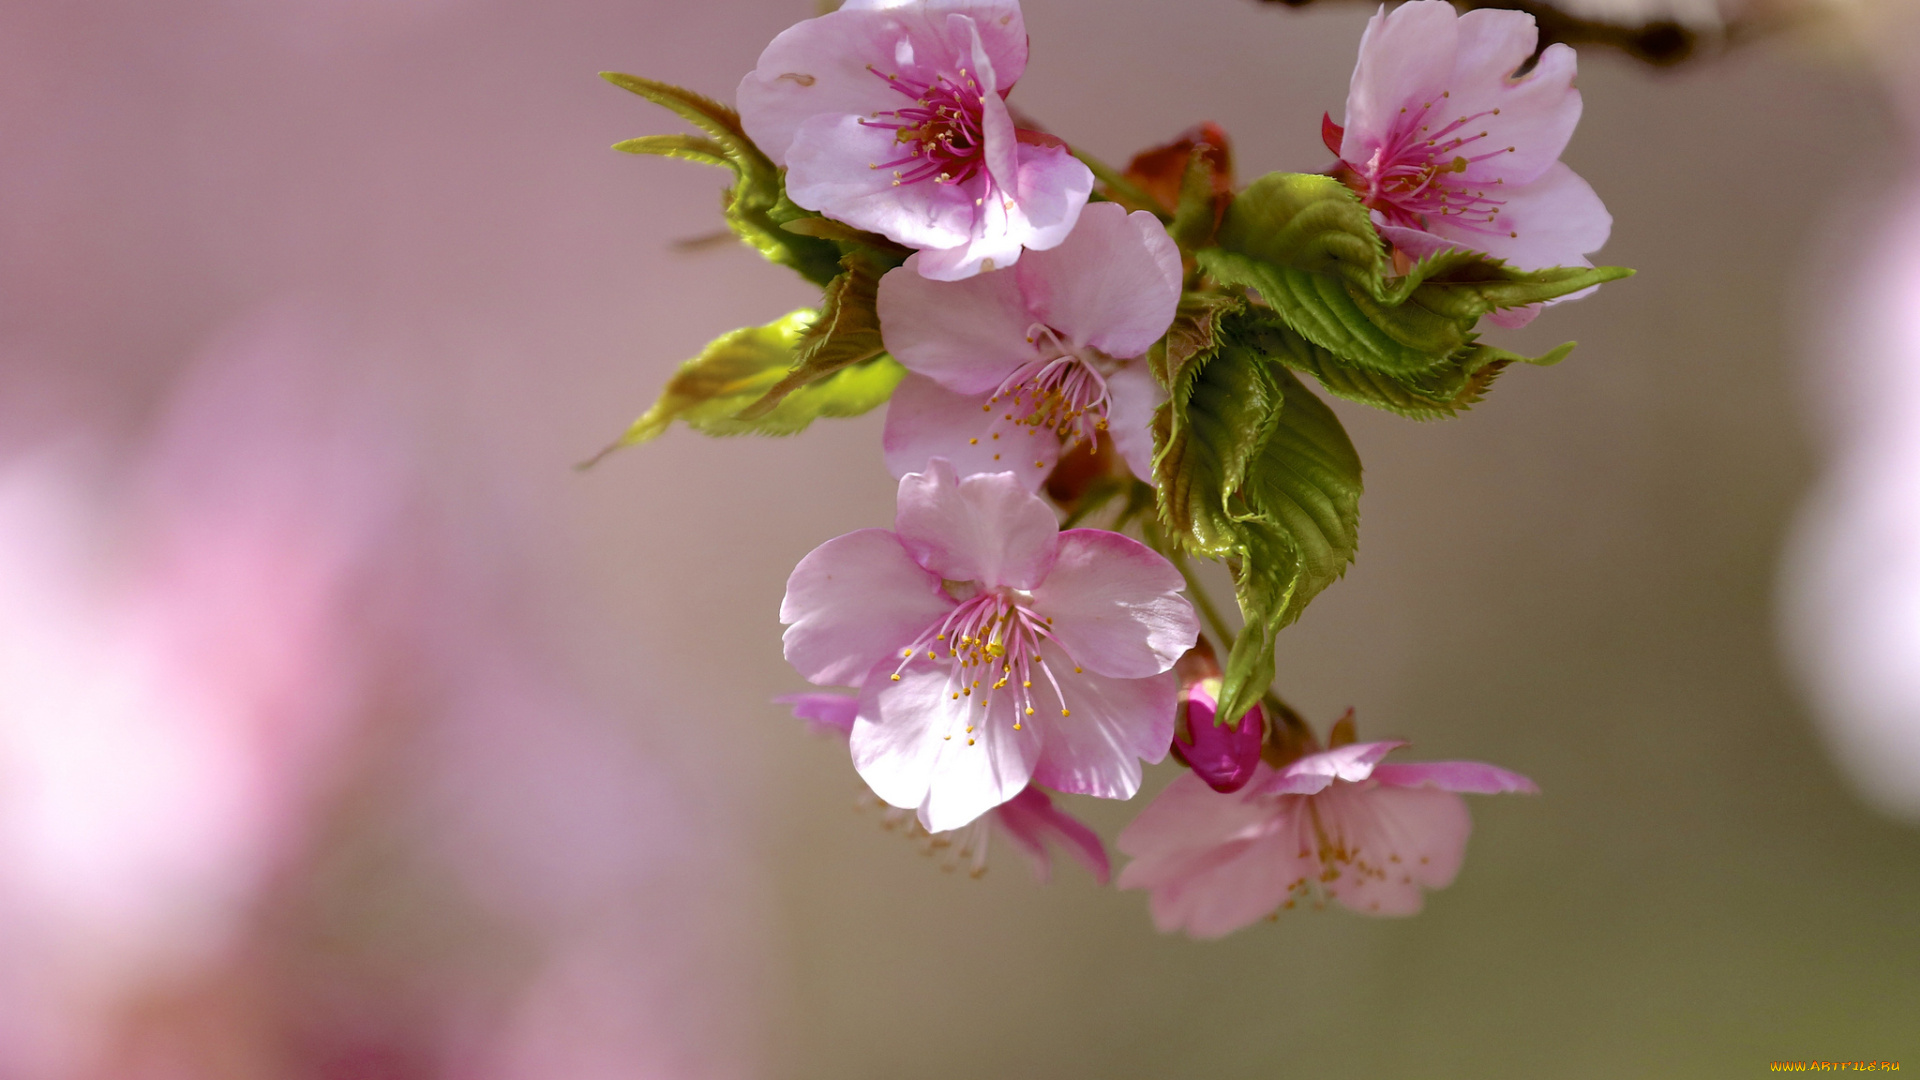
[[602, 72, 843, 286], [1151, 291, 1244, 390], [738, 254, 887, 418], [588, 310, 902, 462], [1153, 341, 1281, 558], [1214, 367, 1363, 724], [1211, 172, 1385, 290]]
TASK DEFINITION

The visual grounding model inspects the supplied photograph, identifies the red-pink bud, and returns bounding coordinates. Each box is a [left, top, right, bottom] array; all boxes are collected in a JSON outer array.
[[1171, 680, 1265, 794]]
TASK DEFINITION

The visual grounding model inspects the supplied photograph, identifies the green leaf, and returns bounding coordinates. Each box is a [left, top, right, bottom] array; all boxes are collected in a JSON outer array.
[[1214, 367, 1363, 724], [611, 134, 731, 169], [1169, 148, 1225, 252], [738, 254, 888, 419], [1211, 172, 1386, 290], [1150, 291, 1244, 390], [601, 72, 843, 286], [1153, 341, 1282, 557], [587, 310, 902, 462], [1154, 330, 1363, 723]]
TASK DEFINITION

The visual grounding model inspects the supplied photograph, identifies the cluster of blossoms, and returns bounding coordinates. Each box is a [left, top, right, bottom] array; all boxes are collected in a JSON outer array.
[[603, 0, 1623, 937]]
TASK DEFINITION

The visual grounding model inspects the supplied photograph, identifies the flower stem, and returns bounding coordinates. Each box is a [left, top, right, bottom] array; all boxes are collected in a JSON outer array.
[[1170, 549, 1236, 649]]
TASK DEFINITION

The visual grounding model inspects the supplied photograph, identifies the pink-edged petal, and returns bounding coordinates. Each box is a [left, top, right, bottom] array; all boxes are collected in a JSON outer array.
[[840, 0, 1028, 86], [992, 786, 1111, 884], [853, 654, 1042, 831], [784, 114, 980, 249], [1372, 760, 1538, 794], [775, 691, 860, 739], [1449, 31, 1581, 186], [1028, 658, 1179, 800], [736, 9, 915, 164], [893, 460, 1058, 589], [1118, 774, 1314, 939], [780, 527, 954, 686], [1312, 783, 1472, 917], [877, 258, 1039, 394], [1426, 160, 1611, 270], [1102, 362, 1165, 484], [739, 2, 1026, 165], [1341, 0, 1458, 161], [1117, 767, 1278, 866], [1004, 138, 1094, 255], [882, 374, 1060, 487], [1016, 204, 1182, 358], [1257, 740, 1407, 796], [1028, 529, 1194, 679]]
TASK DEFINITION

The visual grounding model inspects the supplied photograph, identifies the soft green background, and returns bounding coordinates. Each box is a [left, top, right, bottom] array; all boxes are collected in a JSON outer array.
[[590, 3, 1919, 1076]]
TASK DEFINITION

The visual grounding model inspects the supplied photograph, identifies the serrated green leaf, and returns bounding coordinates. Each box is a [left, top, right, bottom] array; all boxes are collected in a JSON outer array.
[[611, 134, 731, 169], [602, 72, 843, 286], [587, 310, 902, 462], [1151, 292, 1244, 389], [1211, 172, 1386, 290], [1153, 342, 1281, 557], [1169, 148, 1225, 252], [1214, 368, 1362, 724], [1200, 247, 1468, 377], [738, 254, 888, 418]]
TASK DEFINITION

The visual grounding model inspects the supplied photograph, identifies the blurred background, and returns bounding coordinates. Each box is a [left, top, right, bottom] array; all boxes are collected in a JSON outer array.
[[2, 0, 1916, 1075]]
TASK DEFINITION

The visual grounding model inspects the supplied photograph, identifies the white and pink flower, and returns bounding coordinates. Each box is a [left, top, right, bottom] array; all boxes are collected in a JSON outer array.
[[737, 0, 1093, 280], [1328, 0, 1611, 326], [1117, 738, 1536, 938], [877, 202, 1181, 486], [780, 460, 1198, 831], [777, 691, 1111, 882]]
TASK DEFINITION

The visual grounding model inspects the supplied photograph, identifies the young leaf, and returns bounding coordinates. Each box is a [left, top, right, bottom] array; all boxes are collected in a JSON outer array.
[[1150, 291, 1244, 390], [1153, 341, 1282, 557], [587, 309, 902, 462], [1210, 172, 1386, 290], [1214, 367, 1363, 724], [601, 72, 842, 286], [737, 254, 888, 419]]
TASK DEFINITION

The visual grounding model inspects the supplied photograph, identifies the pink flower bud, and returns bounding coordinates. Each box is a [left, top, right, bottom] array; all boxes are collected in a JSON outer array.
[[1171, 679, 1264, 794]]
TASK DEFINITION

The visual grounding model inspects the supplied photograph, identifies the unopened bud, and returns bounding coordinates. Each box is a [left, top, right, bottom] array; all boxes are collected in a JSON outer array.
[[1171, 678, 1265, 794]]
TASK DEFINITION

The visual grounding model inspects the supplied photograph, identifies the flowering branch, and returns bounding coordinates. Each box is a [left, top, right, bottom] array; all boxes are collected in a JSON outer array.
[[591, 0, 1624, 937]]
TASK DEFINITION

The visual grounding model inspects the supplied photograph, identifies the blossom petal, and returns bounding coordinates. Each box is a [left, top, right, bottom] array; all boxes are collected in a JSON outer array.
[[1028, 658, 1179, 800], [1102, 362, 1165, 484], [1449, 24, 1581, 186], [1256, 740, 1407, 796], [1372, 760, 1538, 794], [784, 114, 979, 249], [1425, 160, 1611, 270], [1118, 773, 1313, 938], [910, 91, 1031, 281], [894, 460, 1059, 589], [775, 691, 861, 738], [1312, 783, 1472, 917], [1005, 138, 1095, 255], [738, 1, 1026, 165], [882, 373, 1060, 486], [1341, 0, 1458, 163], [992, 786, 1111, 884], [781, 527, 954, 686], [1016, 204, 1182, 359], [853, 654, 1042, 831], [1028, 529, 1194, 679], [877, 259, 1039, 394]]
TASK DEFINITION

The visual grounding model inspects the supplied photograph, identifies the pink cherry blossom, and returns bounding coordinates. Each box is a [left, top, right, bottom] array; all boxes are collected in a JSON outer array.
[[1329, 0, 1611, 327], [777, 691, 1110, 882], [1117, 739, 1536, 938], [877, 202, 1181, 486], [780, 460, 1198, 831], [737, 0, 1093, 280]]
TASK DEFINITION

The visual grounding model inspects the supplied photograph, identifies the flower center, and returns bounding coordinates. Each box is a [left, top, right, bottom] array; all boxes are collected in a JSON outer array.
[[861, 65, 989, 188], [889, 586, 1086, 743], [985, 325, 1113, 451], [1359, 94, 1519, 241]]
